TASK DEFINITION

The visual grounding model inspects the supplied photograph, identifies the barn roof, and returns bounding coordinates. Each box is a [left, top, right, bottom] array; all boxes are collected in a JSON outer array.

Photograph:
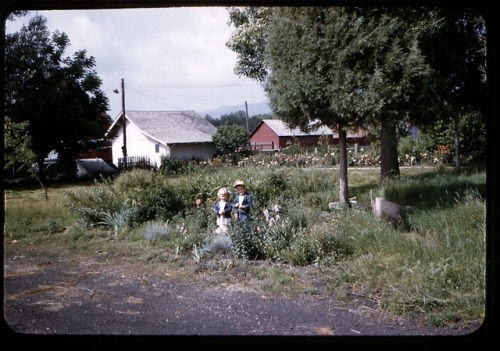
[[109, 110, 217, 145], [254, 119, 336, 137]]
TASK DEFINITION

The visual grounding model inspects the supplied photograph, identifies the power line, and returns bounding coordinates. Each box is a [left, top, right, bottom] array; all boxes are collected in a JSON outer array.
[[126, 88, 185, 110], [127, 89, 264, 101], [126, 86, 265, 105], [126, 79, 263, 89]]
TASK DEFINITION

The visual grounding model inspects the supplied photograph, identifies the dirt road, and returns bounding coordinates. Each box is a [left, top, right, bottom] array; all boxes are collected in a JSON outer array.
[[2, 254, 485, 347]]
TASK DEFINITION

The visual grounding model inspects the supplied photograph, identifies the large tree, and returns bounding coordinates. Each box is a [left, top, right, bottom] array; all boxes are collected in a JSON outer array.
[[227, 8, 433, 199], [264, 7, 433, 203], [4, 14, 111, 178]]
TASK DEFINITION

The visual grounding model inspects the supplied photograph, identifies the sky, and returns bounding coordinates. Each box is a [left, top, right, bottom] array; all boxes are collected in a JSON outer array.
[[5, 7, 269, 120]]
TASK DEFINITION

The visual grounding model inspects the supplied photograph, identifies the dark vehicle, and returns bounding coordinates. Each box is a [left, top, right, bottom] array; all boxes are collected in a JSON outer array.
[[32, 156, 77, 179], [6, 149, 117, 182]]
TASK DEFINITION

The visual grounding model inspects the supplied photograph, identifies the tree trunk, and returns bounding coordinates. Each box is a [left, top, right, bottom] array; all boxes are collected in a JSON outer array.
[[35, 156, 46, 180], [454, 117, 461, 172], [380, 121, 400, 180], [338, 123, 350, 206], [34, 156, 48, 201]]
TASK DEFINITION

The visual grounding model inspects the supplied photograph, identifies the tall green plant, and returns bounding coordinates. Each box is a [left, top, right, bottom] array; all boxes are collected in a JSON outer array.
[[64, 177, 122, 226]]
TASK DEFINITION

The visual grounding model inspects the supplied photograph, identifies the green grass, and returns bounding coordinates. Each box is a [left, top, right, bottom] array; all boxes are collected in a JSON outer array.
[[3, 165, 486, 330]]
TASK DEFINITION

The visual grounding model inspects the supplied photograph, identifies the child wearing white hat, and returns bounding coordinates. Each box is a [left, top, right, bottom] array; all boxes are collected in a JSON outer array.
[[233, 180, 251, 222]]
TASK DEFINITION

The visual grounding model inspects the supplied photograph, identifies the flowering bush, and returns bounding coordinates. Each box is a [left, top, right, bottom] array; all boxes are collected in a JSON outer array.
[[235, 145, 382, 168], [398, 136, 452, 166]]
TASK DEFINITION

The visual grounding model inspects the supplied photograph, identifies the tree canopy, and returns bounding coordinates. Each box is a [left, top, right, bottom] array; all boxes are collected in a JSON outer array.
[[4, 14, 111, 177], [212, 124, 249, 155]]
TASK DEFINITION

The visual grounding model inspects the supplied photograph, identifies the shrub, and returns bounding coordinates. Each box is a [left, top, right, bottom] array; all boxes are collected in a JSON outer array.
[[203, 233, 233, 255], [230, 220, 267, 260], [115, 171, 184, 225], [143, 220, 174, 241], [249, 170, 289, 209], [213, 124, 249, 154], [278, 227, 319, 266], [64, 177, 123, 227], [98, 210, 128, 235]]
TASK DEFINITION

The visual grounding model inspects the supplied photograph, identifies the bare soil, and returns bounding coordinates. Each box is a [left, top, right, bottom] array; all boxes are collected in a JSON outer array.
[[3, 247, 487, 347]]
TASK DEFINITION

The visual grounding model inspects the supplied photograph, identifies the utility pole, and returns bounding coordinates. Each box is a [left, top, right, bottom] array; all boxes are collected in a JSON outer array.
[[121, 78, 127, 169], [245, 101, 249, 134]]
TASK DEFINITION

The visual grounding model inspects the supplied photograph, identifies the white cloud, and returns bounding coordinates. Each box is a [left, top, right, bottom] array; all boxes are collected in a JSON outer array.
[[6, 7, 267, 119]]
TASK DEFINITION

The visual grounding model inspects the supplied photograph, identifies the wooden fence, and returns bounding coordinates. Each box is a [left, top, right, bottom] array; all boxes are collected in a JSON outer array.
[[246, 142, 275, 151], [117, 156, 152, 169]]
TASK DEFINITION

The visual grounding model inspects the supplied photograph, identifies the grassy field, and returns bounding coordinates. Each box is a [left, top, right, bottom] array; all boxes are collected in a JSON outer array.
[[3, 164, 487, 330]]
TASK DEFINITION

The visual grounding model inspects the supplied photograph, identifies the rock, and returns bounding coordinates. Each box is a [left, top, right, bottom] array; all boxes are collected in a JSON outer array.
[[370, 191, 413, 228]]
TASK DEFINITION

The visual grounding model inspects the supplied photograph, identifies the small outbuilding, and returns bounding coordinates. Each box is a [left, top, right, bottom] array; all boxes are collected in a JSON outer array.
[[106, 110, 217, 168]]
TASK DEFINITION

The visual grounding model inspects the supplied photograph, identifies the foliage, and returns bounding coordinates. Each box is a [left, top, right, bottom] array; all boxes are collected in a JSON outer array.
[[114, 171, 183, 225], [212, 124, 250, 155], [3, 116, 36, 171], [159, 157, 200, 175], [143, 220, 174, 241], [203, 233, 233, 255], [420, 110, 486, 166], [230, 220, 267, 260], [98, 210, 128, 235], [172, 203, 214, 236], [226, 6, 270, 82], [398, 135, 447, 166], [4, 14, 111, 177], [64, 177, 123, 227]]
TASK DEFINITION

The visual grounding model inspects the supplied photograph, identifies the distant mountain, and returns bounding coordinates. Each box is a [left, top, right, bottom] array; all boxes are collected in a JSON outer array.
[[200, 100, 272, 119]]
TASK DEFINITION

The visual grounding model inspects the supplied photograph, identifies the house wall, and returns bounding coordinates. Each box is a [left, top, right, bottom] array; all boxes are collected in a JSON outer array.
[[284, 135, 369, 147], [170, 143, 216, 160], [249, 124, 279, 149], [250, 123, 336, 149], [112, 126, 216, 167], [280, 135, 335, 148], [111, 122, 170, 167]]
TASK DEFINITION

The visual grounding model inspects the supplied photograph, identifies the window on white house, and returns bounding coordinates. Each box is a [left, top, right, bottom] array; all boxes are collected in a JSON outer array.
[[155, 144, 160, 153]]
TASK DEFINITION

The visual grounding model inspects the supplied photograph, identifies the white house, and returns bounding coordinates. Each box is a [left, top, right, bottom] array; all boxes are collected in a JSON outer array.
[[106, 110, 217, 168]]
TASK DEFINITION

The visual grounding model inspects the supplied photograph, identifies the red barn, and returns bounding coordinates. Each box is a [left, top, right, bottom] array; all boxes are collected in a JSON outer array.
[[249, 119, 369, 150]]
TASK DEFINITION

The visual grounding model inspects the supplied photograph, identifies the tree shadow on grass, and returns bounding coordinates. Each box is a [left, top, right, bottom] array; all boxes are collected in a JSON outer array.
[[382, 168, 486, 210]]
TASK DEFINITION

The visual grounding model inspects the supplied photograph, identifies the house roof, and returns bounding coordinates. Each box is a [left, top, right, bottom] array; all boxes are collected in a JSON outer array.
[[252, 119, 337, 137], [250, 119, 369, 138], [109, 110, 217, 145]]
